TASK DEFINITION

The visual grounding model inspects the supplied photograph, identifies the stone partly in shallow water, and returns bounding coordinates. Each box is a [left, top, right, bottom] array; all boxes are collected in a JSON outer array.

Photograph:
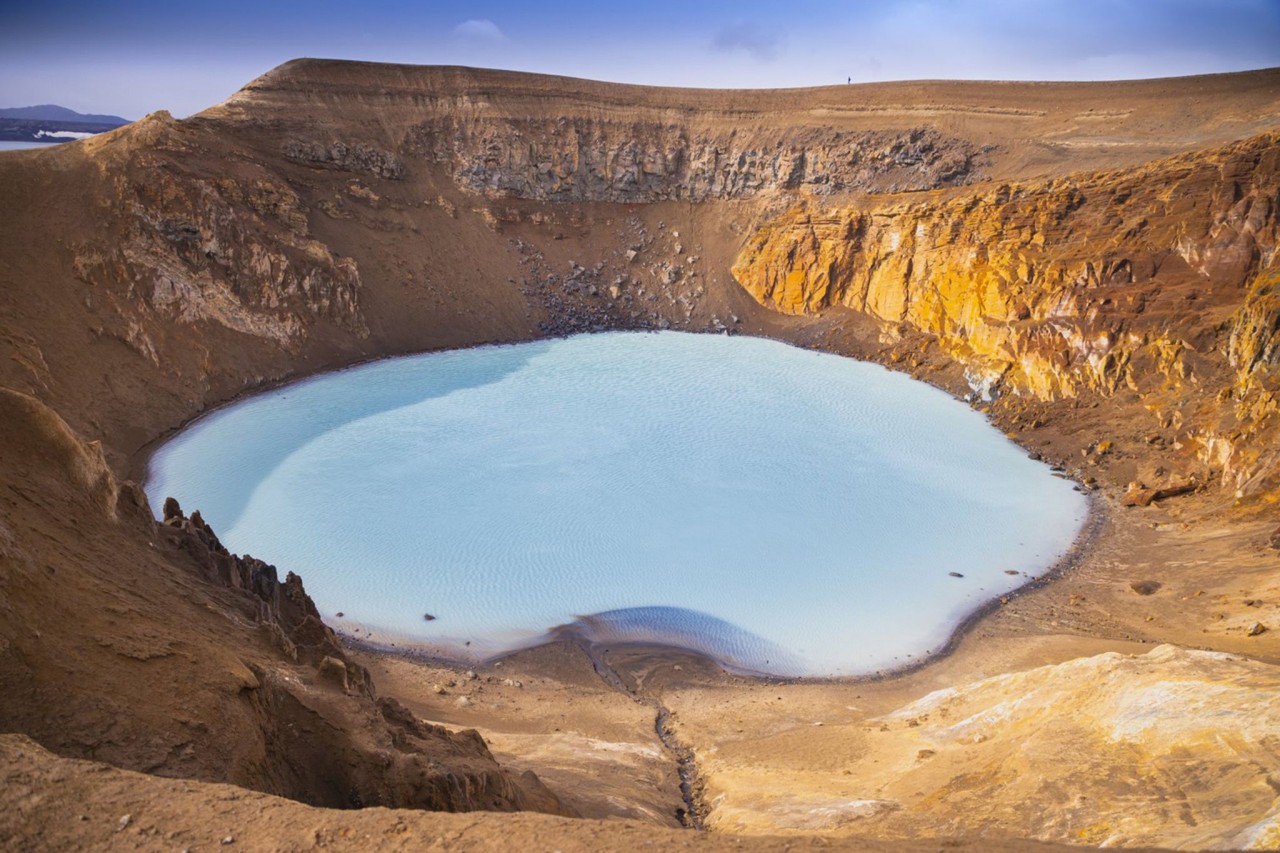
[[146, 331, 1088, 676]]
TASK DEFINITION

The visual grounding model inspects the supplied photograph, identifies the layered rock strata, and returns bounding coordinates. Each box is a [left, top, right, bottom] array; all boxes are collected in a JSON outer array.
[[732, 134, 1280, 500]]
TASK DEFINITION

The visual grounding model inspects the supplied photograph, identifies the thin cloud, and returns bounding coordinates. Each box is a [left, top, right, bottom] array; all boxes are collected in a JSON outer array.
[[452, 19, 506, 43], [712, 21, 782, 62]]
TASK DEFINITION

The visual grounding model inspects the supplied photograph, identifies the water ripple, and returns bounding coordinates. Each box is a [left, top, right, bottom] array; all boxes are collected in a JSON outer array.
[[147, 332, 1088, 676]]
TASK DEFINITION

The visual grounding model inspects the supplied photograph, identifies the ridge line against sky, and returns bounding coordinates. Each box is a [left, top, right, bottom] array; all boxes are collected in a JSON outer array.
[[3, 0, 1279, 119]]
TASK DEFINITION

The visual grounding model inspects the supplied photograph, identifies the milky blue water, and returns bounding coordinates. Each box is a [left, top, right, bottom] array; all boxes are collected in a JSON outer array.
[[146, 332, 1088, 677]]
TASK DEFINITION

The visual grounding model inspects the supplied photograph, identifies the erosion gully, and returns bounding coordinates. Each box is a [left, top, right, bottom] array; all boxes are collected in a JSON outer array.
[[573, 638, 707, 830]]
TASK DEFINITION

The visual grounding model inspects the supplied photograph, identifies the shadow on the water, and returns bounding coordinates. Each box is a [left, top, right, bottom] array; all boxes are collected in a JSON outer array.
[[146, 341, 554, 531], [549, 605, 805, 677]]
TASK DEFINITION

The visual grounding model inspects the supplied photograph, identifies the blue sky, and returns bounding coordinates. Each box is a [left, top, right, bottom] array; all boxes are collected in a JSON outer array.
[[2, 0, 1277, 119]]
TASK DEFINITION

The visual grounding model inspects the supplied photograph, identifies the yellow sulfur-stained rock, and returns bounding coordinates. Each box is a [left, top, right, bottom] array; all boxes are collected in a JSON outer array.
[[700, 645, 1280, 849], [732, 134, 1280, 497]]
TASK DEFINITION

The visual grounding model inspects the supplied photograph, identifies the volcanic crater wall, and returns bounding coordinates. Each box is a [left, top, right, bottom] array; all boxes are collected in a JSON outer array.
[[52, 71, 1280, 503], [2, 60, 1280, 828], [731, 134, 1280, 499], [405, 119, 985, 201]]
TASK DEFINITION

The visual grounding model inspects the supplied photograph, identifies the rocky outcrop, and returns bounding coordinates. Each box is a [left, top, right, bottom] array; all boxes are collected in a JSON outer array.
[[158, 497, 369, 681], [0, 389, 120, 517], [409, 120, 984, 201], [1120, 478, 1198, 507], [732, 133, 1280, 497], [154, 498, 569, 813], [283, 138, 405, 179], [1222, 266, 1280, 495], [1230, 267, 1280, 377], [70, 115, 365, 349]]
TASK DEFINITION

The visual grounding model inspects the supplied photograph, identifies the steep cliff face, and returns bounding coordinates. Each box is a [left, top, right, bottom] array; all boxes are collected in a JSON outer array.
[[407, 120, 984, 201], [209, 60, 1280, 200], [76, 114, 365, 352], [732, 133, 1280, 498], [1225, 266, 1280, 495]]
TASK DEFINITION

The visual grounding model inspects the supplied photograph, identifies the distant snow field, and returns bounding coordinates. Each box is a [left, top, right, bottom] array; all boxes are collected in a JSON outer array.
[[34, 130, 96, 140], [147, 332, 1089, 677]]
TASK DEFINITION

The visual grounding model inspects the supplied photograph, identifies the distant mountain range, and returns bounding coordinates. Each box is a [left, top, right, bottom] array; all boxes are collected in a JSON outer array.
[[0, 105, 130, 144], [0, 105, 129, 125]]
